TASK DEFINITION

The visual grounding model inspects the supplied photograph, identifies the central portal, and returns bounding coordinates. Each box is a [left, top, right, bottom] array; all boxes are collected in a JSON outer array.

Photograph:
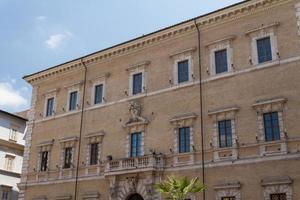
[[126, 193, 144, 200]]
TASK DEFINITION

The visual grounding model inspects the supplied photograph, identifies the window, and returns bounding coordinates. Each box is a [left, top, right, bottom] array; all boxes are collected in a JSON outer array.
[[69, 91, 78, 111], [46, 97, 54, 117], [257, 37, 272, 63], [2, 191, 9, 200], [215, 49, 228, 74], [263, 112, 280, 141], [270, 193, 286, 200], [179, 127, 190, 153], [4, 155, 14, 171], [40, 151, 48, 171], [9, 129, 17, 141], [221, 197, 235, 200], [177, 60, 189, 83], [132, 73, 143, 95], [94, 84, 103, 104], [131, 132, 142, 157], [90, 143, 99, 165], [64, 147, 73, 169], [218, 120, 232, 148]]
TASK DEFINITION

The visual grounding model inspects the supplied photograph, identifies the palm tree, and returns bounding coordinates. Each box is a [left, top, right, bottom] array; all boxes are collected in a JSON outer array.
[[155, 176, 205, 200]]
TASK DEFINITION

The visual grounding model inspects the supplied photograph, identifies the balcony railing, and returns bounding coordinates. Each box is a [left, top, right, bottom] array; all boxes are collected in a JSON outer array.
[[105, 154, 164, 174]]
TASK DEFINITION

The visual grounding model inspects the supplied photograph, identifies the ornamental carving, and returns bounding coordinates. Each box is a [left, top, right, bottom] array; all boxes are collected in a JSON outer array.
[[124, 101, 148, 127]]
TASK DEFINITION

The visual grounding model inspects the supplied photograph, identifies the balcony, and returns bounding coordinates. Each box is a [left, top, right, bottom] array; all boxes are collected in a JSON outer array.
[[105, 154, 164, 175]]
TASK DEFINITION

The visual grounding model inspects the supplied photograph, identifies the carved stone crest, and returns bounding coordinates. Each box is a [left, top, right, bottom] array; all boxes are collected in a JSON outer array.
[[124, 101, 148, 127]]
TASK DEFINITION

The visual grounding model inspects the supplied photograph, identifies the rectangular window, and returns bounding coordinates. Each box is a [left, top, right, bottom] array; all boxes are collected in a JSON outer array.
[[179, 127, 190, 153], [257, 37, 272, 63], [40, 151, 48, 171], [90, 143, 99, 165], [132, 73, 143, 95], [264, 112, 280, 142], [270, 193, 287, 200], [4, 155, 14, 171], [46, 97, 54, 117], [215, 49, 228, 74], [69, 91, 78, 111], [64, 147, 73, 169], [218, 120, 232, 148], [131, 132, 142, 157], [2, 191, 9, 200], [177, 60, 189, 83], [221, 197, 235, 200], [94, 84, 103, 104], [9, 129, 17, 141]]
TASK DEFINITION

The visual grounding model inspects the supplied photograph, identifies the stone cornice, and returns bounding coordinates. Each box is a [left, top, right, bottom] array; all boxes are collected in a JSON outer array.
[[0, 139, 24, 151], [23, 0, 289, 84]]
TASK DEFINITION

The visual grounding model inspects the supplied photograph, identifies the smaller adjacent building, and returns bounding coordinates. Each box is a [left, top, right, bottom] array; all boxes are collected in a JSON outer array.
[[0, 110, 27, 200]]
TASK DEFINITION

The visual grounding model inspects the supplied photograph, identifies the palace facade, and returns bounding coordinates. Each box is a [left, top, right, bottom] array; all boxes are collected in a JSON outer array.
[[19, 0, 300, 199]]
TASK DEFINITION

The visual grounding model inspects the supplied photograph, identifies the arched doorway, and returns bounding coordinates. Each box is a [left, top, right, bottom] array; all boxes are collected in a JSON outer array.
[[126, 193, 144, 200]]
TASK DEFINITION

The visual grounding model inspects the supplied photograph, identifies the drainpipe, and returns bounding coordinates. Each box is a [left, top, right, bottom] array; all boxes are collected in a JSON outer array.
[[74, 58, 88, 200], [194, 19, 206, 200]]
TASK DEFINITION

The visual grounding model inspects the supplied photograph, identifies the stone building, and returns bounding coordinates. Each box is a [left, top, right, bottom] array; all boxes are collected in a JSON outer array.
[[19, 0, 300, 199], [0, 110, 27, 200]]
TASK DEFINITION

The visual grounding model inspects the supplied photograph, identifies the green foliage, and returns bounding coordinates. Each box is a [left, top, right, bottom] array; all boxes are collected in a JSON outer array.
[[155, 176, 205, 200]]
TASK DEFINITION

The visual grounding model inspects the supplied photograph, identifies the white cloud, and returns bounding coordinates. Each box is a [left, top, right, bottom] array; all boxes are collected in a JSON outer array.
[[0, 82, 28, 109], [45, 31, 73, 49], [36, 16, 47, 21]]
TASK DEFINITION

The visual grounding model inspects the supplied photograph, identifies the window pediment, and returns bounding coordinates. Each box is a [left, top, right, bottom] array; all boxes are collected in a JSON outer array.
[[84, 131, 105, 144], [261, 176, 292, 186], [170, 112, 197, 128], [59, 136, 78, 148], [37, 139, 54, 152], [252, 97, 287, 113], [214, 181, 241, 190], [208, 106, 239, 121]]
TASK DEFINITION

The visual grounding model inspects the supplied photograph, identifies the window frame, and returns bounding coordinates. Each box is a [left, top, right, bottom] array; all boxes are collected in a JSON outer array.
[[178, 127, 191, 153], [91, 80, 106, 106], [218, 120, 233, 148], [9, 128, 17, 141], [4, 155, 15, 171], [214, 49, 229, 74], [89, 143, 99, 165], [43, 93, 56, 118], [209, 43, 233, 76], [68, 89, 79, 112], [256, 36, 273, 64], [130, 132, 143, 157], [129, 69, 145, 96], [173, 56, 193, 85], [63, 147, 73, 169], [270, 193, 287, 200], [263, 112, 281, 142], [250, 32, 278, 65], [40, 151, 49, 172]]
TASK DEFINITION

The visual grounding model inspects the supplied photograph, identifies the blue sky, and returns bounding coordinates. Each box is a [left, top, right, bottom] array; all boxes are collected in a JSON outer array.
[[0, 0, 242, 113]]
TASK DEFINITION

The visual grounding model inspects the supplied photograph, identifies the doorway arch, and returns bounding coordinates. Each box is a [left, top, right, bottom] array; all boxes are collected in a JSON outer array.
[[126, 193, 144, 200]]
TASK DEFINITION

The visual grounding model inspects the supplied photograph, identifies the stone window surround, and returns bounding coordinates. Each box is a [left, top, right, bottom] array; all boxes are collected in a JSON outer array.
[[126, 60, 150, 96], [66, 83, 81, 112], [125, 126, 145, 158], [170, 47, 196, 85], [43, 89, 58, 118], [214, 181, 241, 200], [246, 22, 280, 66], [170, 113, 197, 166], [59, 136, 78, 170], [208, 106, 239, 161], [84, 131, 105, 169], [89, 73, 110, 106], [36, 140, 54, 172], [261, 176, 293, 200], [4, 154, 15, 171], [206, 35, 235, 76], [252, 97, 287, 156]]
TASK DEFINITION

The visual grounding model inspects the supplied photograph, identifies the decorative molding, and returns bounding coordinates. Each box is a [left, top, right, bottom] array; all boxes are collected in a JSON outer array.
[[295, 2, 300, 36], [208, 106, 239, 116], [205, 35, 236, 47], [169, 47, 197, 58], [262, 176, 293, 200], [126, 60, 151, 71], [245, 22, 280, 35], [261, 176, 292, 186]]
